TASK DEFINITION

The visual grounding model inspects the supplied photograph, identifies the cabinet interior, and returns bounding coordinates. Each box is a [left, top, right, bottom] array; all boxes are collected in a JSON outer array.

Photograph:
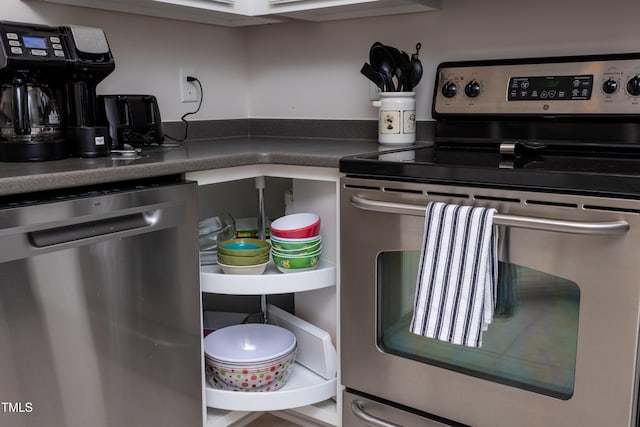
[[190, 167, 340, 426], [199, 177, 295, 316]]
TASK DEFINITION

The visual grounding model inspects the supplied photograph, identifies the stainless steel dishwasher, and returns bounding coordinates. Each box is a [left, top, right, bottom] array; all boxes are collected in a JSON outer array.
[[0, 177, 203, 427]]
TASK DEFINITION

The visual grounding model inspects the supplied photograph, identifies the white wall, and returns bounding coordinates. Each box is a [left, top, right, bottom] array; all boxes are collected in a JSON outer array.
[[246, 0, 640, 120], [7, 0, 640, 123], [5, 0, 249, 121]]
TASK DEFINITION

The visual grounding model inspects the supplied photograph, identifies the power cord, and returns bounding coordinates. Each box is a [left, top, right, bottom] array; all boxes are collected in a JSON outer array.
[[164, 76, 203, 142]]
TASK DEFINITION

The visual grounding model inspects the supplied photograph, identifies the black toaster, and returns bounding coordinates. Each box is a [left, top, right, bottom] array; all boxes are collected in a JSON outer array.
[[97, 95, 164, 149]]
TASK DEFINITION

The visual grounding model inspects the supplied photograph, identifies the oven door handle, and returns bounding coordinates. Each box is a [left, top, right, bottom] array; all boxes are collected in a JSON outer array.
[[350, 195, 630, 235], [351, 401, 402, 427]]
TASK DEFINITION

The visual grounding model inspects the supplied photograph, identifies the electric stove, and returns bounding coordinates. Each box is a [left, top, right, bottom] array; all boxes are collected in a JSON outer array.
[[340, 52, 640, 197]]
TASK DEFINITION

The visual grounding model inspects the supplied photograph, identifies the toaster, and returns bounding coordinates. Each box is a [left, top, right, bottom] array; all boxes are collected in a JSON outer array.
[[97, 95, 164, 149]]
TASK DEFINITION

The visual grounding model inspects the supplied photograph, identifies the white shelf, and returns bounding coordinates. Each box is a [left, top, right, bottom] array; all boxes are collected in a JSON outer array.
[[205, 362, 337, 411], [206, 408, 263, 427], [281, 400, 339, 426], [200, 259, 336, 294]]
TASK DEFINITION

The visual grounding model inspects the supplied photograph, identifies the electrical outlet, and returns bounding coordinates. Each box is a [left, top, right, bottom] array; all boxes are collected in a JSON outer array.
[[369, 81, 380, 101], [180, 67, 198, 103]]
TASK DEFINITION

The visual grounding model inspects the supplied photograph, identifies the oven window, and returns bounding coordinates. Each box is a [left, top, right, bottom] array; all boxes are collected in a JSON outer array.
[[377, 251, 579, 400]]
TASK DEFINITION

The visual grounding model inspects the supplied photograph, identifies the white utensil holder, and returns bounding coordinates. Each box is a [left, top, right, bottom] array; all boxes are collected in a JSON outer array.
[[373, 91, 416, 145]]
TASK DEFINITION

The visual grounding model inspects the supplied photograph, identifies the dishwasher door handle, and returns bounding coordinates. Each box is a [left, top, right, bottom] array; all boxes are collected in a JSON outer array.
[[351, 195, 630, 235], [351, 401, 402, 427], [29, 211, 153, 247], [0, 201, 186, 263]]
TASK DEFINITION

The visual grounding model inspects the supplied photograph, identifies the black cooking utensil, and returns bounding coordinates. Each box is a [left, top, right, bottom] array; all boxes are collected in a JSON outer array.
[[370, 44, 396, 92], [408, 59, 423, 91], [360, 62, 385, 91], [394, 66, 405, 92], [407, 42, 423, 91], [384, 44, 410, 91], [383, 45, 403, 63], [368, 42, 384, 79]]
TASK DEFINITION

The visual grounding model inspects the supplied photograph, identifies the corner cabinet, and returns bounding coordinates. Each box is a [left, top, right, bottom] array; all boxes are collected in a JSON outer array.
[[185, 165, 342, 427], [251, 0, 442, 22], [32, 0, 284, 27], [33, 0, 440, 26]]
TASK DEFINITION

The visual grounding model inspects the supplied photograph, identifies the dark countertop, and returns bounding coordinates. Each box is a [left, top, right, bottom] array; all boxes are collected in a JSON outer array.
[[0, 136, 384, 196]]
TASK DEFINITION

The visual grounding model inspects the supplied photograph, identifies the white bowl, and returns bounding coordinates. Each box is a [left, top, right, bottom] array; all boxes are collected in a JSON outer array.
[[205, 345, 296, 367], [204, 323, 297, 364], [217, 260, 269, 275], [205, 346, 297, 392]]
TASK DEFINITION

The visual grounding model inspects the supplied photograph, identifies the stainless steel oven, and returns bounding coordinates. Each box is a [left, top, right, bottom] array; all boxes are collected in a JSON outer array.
[[339, 53, 640, 427]]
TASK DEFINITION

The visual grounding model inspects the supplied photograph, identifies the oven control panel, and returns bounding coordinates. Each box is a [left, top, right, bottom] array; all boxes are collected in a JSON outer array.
[[433, 54, 640, 116]]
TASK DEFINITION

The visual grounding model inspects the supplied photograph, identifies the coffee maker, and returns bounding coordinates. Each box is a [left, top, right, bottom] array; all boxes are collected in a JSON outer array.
[[0, 21, 115, 161]]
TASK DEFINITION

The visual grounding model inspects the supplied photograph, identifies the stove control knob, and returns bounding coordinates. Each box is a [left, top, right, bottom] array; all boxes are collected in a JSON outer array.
[[442, 81, 458, 98], [626, 76, 640, 96], [602, 79, 619, 94], [465, 80, 481, 98]]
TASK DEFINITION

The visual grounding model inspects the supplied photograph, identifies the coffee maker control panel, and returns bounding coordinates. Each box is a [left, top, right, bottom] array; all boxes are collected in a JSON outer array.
[[0, 24, 69, 62]]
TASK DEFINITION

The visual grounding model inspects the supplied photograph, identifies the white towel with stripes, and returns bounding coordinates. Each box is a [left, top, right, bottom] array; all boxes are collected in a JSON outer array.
[[409, 202, 498, 348]]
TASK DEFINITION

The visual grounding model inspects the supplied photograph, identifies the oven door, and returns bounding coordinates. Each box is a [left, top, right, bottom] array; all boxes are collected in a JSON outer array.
[[340, 176, 640, 427]]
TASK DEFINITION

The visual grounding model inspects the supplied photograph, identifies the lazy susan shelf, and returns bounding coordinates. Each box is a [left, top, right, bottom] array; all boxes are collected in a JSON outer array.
[[205, 362, 337, 411], [200, 259, 336, 294]]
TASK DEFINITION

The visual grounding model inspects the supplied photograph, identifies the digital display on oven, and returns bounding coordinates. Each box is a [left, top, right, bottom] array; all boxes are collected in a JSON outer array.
[[22, 36, 47, 49], [508, 75, 593, 101]]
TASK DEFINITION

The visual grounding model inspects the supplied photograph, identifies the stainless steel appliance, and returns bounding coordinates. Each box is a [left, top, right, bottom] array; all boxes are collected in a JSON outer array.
[[0, 21, 115, 161], [97, 94, 164, 150], [340, 53, 640, 427], [0, 176, 203, 427]]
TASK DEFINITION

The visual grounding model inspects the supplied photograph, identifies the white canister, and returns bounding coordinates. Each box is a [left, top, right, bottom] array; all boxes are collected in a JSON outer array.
[[373, 92, 416, 145]]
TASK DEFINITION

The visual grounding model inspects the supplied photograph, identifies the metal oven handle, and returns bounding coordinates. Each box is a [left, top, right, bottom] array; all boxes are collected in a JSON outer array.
[[351, 401, 402, 427], [351, 195, 629, 235]]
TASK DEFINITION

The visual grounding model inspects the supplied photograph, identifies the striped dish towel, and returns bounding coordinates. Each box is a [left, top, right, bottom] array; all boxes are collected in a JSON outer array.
[[409, 202, 498, 348]]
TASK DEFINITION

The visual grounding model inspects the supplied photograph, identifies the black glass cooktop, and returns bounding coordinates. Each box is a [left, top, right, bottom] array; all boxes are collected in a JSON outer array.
[[340, 144, 640, 198], [342, 52, 640, 198]]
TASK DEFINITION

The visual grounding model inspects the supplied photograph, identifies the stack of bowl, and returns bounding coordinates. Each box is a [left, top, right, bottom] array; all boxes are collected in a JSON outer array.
[[217, 238, 271, 275], [204, 323, 297, 392], [270, 213, 322, 273]]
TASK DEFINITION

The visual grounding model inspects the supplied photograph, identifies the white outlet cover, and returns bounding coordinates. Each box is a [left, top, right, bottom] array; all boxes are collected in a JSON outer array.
[[180, 67, 198, 103], [369, 81, 380, 101]]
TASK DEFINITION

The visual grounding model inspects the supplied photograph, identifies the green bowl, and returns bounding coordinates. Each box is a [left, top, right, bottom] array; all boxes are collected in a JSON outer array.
[[271, 247, 321, 258], [218, 252, 270, 266], [271, 241, 322, 255], [271, 251, 321, 271], [269, 236, 321, 252], [217, 238, 271, 257]]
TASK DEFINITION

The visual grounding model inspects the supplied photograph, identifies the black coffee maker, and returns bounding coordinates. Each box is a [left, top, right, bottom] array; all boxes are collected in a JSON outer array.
[[0, 21, 115, 161]]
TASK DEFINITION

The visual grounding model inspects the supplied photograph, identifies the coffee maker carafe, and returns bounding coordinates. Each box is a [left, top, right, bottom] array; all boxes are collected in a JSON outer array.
[[0, 78, 63, 150], [0, 21, 115, 161]]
